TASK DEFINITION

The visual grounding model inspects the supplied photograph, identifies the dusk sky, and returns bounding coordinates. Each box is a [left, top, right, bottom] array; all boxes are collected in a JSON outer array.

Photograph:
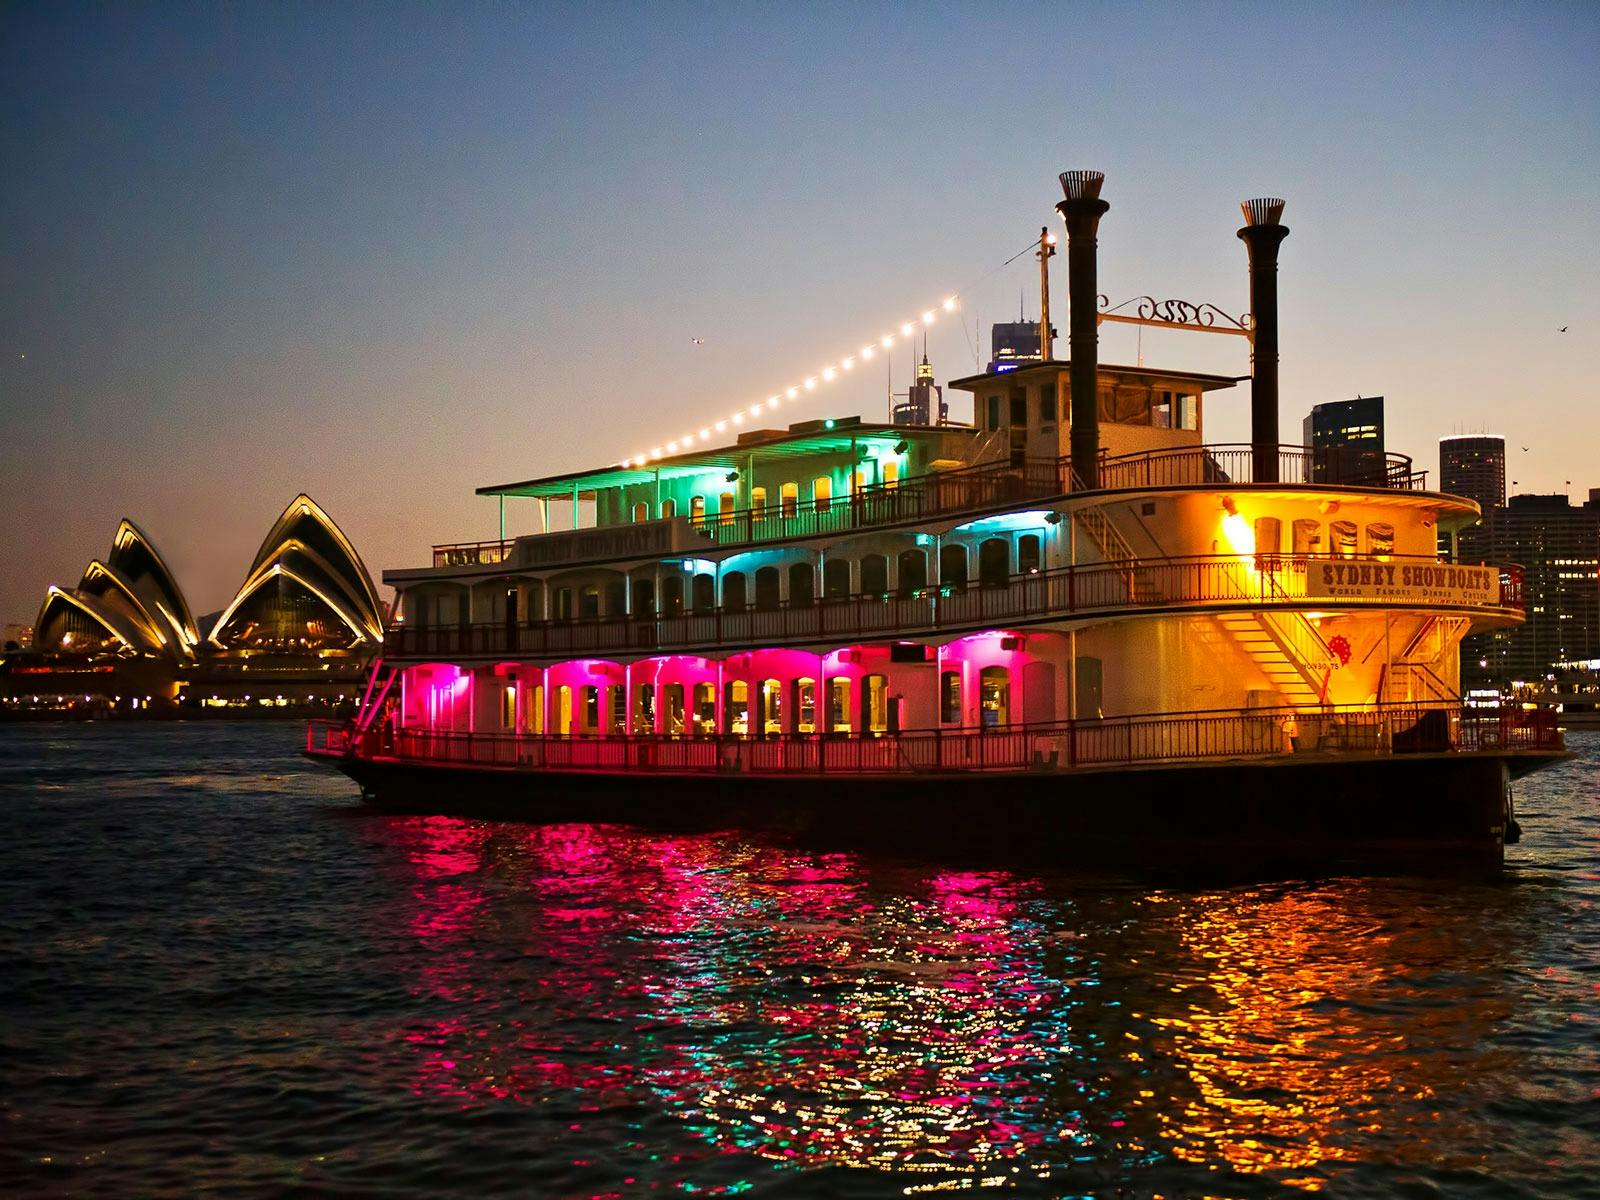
[[2, 2, 1595, 628]]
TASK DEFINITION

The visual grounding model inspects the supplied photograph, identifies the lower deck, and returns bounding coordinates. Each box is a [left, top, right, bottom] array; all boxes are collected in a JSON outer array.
[[304, 713, 1565, 872]]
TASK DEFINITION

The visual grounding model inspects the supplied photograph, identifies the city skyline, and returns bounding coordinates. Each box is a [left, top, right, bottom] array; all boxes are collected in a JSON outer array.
[[3, 2, 1596, 626]]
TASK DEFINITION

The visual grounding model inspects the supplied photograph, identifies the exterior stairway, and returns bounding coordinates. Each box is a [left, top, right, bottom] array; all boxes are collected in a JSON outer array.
[[1215, 610, 1335, 707], [1073, 502, 1163, 604], [1385, 615, 1467, 704], [354, 656, 398, 734]]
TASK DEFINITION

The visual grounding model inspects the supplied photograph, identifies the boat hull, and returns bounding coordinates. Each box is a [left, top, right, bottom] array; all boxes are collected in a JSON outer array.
[[306, 748, 1562, 874]]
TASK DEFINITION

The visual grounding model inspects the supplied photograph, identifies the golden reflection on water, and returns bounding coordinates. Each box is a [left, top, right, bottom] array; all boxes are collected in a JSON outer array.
[[377, 817, 1537, 1194]]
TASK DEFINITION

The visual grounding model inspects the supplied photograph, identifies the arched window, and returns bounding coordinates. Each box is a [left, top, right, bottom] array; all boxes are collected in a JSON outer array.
[[789, 561, 815, 607], [1018, 534, 1041, 575], [633, 682, 655, 733], [1366, 522, 1395, 558], [940, 544, 968, 592], [554, 587, 575, 621], [723, 571, 747, 613], [661, 574, 685, 615], [1330, 520, 1358, 558], [556, 685, 574, 735], [860, 554, 889, 596], [608, 685, 626, 734], [1254, 517, 1282, 563], [883, 461, 899, 489], [978, 538, 1009, 588], [941, 670, 962, 724], [529, 684, 545, 734], [604, 580, 626, 617], [582, 686, 600, 734], [824, 558, 851, 600], [1292, 519, 1321, 556], [828, 676, 852, 733], [719, 493, 736, 524], [863, 673, 889, 735], [579, 585, 600, 620], [724, 679, 749, 736], [979, 666, 1010, 728], [796, 677, 817, 733], [661, 498, 677, 520], [758, 679, 782, 737], [750, 487, 767, 516], [630, 577, 654, 617], [812, 476, 832, 511], [632, 501, 650, 522], [781, 481, 800, 518], [691, 682, 716, 735], [692, 573, 715, 614], [690, 495, 706, 525], [663, 683, 685, 735], [754, 566, 781, 610], [896, 548, 927, 597]]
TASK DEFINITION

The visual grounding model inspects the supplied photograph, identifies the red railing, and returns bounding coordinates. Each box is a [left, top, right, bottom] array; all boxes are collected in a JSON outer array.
[[305, 703, 1563, 776], [1096, 444, 1427, 491], [384, 555, 1525, 660], [692, 457, 1067, 547], [424, 444, 1436, 570]]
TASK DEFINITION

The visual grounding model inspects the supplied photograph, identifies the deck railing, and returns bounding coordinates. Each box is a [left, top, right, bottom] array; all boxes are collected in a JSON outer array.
[[384, 555, 1524, 660], [306, 703, 1562, 777], [1097, 444, 1427, 491], [424, 444, 1431, 570], [432, 540, 513, 568]]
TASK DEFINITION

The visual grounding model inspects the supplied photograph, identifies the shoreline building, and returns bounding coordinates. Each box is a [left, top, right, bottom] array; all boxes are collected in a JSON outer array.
[[3, 495, 384, 715], [1459, 491, 1600, 690], [1440, 435, 1506, 514], [1304, 396, 1386, 485]]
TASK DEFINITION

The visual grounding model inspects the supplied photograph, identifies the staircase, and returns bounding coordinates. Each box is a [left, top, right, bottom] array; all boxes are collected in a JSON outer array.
[[1073, 501, 1163, 604], [354, 655, 398, 734], [1385, 615, 1467, 704], [1216, 611, 1334, 706]]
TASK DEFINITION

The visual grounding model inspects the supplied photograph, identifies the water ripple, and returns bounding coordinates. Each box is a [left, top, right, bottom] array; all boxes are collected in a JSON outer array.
[[1, 721, 1597, 1197]]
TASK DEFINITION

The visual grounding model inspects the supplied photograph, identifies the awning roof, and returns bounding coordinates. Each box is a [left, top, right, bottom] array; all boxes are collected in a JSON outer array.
[[477, 421, 975, 499], [946, 359, 1244, 392]]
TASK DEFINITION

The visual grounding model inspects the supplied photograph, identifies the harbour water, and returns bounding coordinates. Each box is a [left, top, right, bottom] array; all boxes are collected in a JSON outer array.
[[1, 722, 1596, 1198]]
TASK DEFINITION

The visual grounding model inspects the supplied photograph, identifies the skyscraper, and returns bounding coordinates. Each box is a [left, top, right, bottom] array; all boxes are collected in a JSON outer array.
[[987, 321, 1042, 374], [1303, 396, 1385, 484], [892, 350, 947, 426], [1440, 435, 1506, 512], [1459, 490, 1600, 687]]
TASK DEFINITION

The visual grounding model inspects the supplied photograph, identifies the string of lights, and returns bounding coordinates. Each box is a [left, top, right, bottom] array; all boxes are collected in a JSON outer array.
[[618, 294, 960, 469]]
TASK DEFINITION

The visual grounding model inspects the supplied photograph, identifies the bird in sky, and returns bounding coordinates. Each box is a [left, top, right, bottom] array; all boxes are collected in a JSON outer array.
[[690, 337, 705, 345], [1558, 326, 1568, 333], [1521, 446, 1530, 452]]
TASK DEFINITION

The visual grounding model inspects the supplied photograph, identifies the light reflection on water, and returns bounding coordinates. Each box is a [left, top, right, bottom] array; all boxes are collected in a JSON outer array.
[[1, 722, 1598, 1197]]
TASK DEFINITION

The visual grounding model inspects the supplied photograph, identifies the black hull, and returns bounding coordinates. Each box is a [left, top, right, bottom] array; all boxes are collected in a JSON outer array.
[[307, 749, 1563, 875]]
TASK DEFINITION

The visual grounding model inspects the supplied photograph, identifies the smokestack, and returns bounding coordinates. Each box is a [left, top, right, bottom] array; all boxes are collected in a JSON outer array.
[[1238, 198, 1289, 484], [1056, 171, 1109, 489]]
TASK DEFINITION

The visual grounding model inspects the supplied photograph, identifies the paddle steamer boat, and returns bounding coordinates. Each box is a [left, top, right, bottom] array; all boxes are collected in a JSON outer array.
[[306, 174, 1563, 867]]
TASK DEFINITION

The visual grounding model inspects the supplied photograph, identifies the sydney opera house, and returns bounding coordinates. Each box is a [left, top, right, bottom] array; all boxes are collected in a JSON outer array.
[[2, 495, 385, 714]]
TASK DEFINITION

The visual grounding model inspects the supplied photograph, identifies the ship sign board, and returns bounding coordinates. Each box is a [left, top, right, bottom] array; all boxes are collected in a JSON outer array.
[[1304, 560, 1501, 606]]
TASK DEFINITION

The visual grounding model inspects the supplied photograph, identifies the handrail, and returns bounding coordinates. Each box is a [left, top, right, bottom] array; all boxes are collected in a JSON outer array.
[[384, 554, 1526, 660], [421, 443, 1437, 569], [306, 702, 1564, 776], [1096, 443, 1428, 491]]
